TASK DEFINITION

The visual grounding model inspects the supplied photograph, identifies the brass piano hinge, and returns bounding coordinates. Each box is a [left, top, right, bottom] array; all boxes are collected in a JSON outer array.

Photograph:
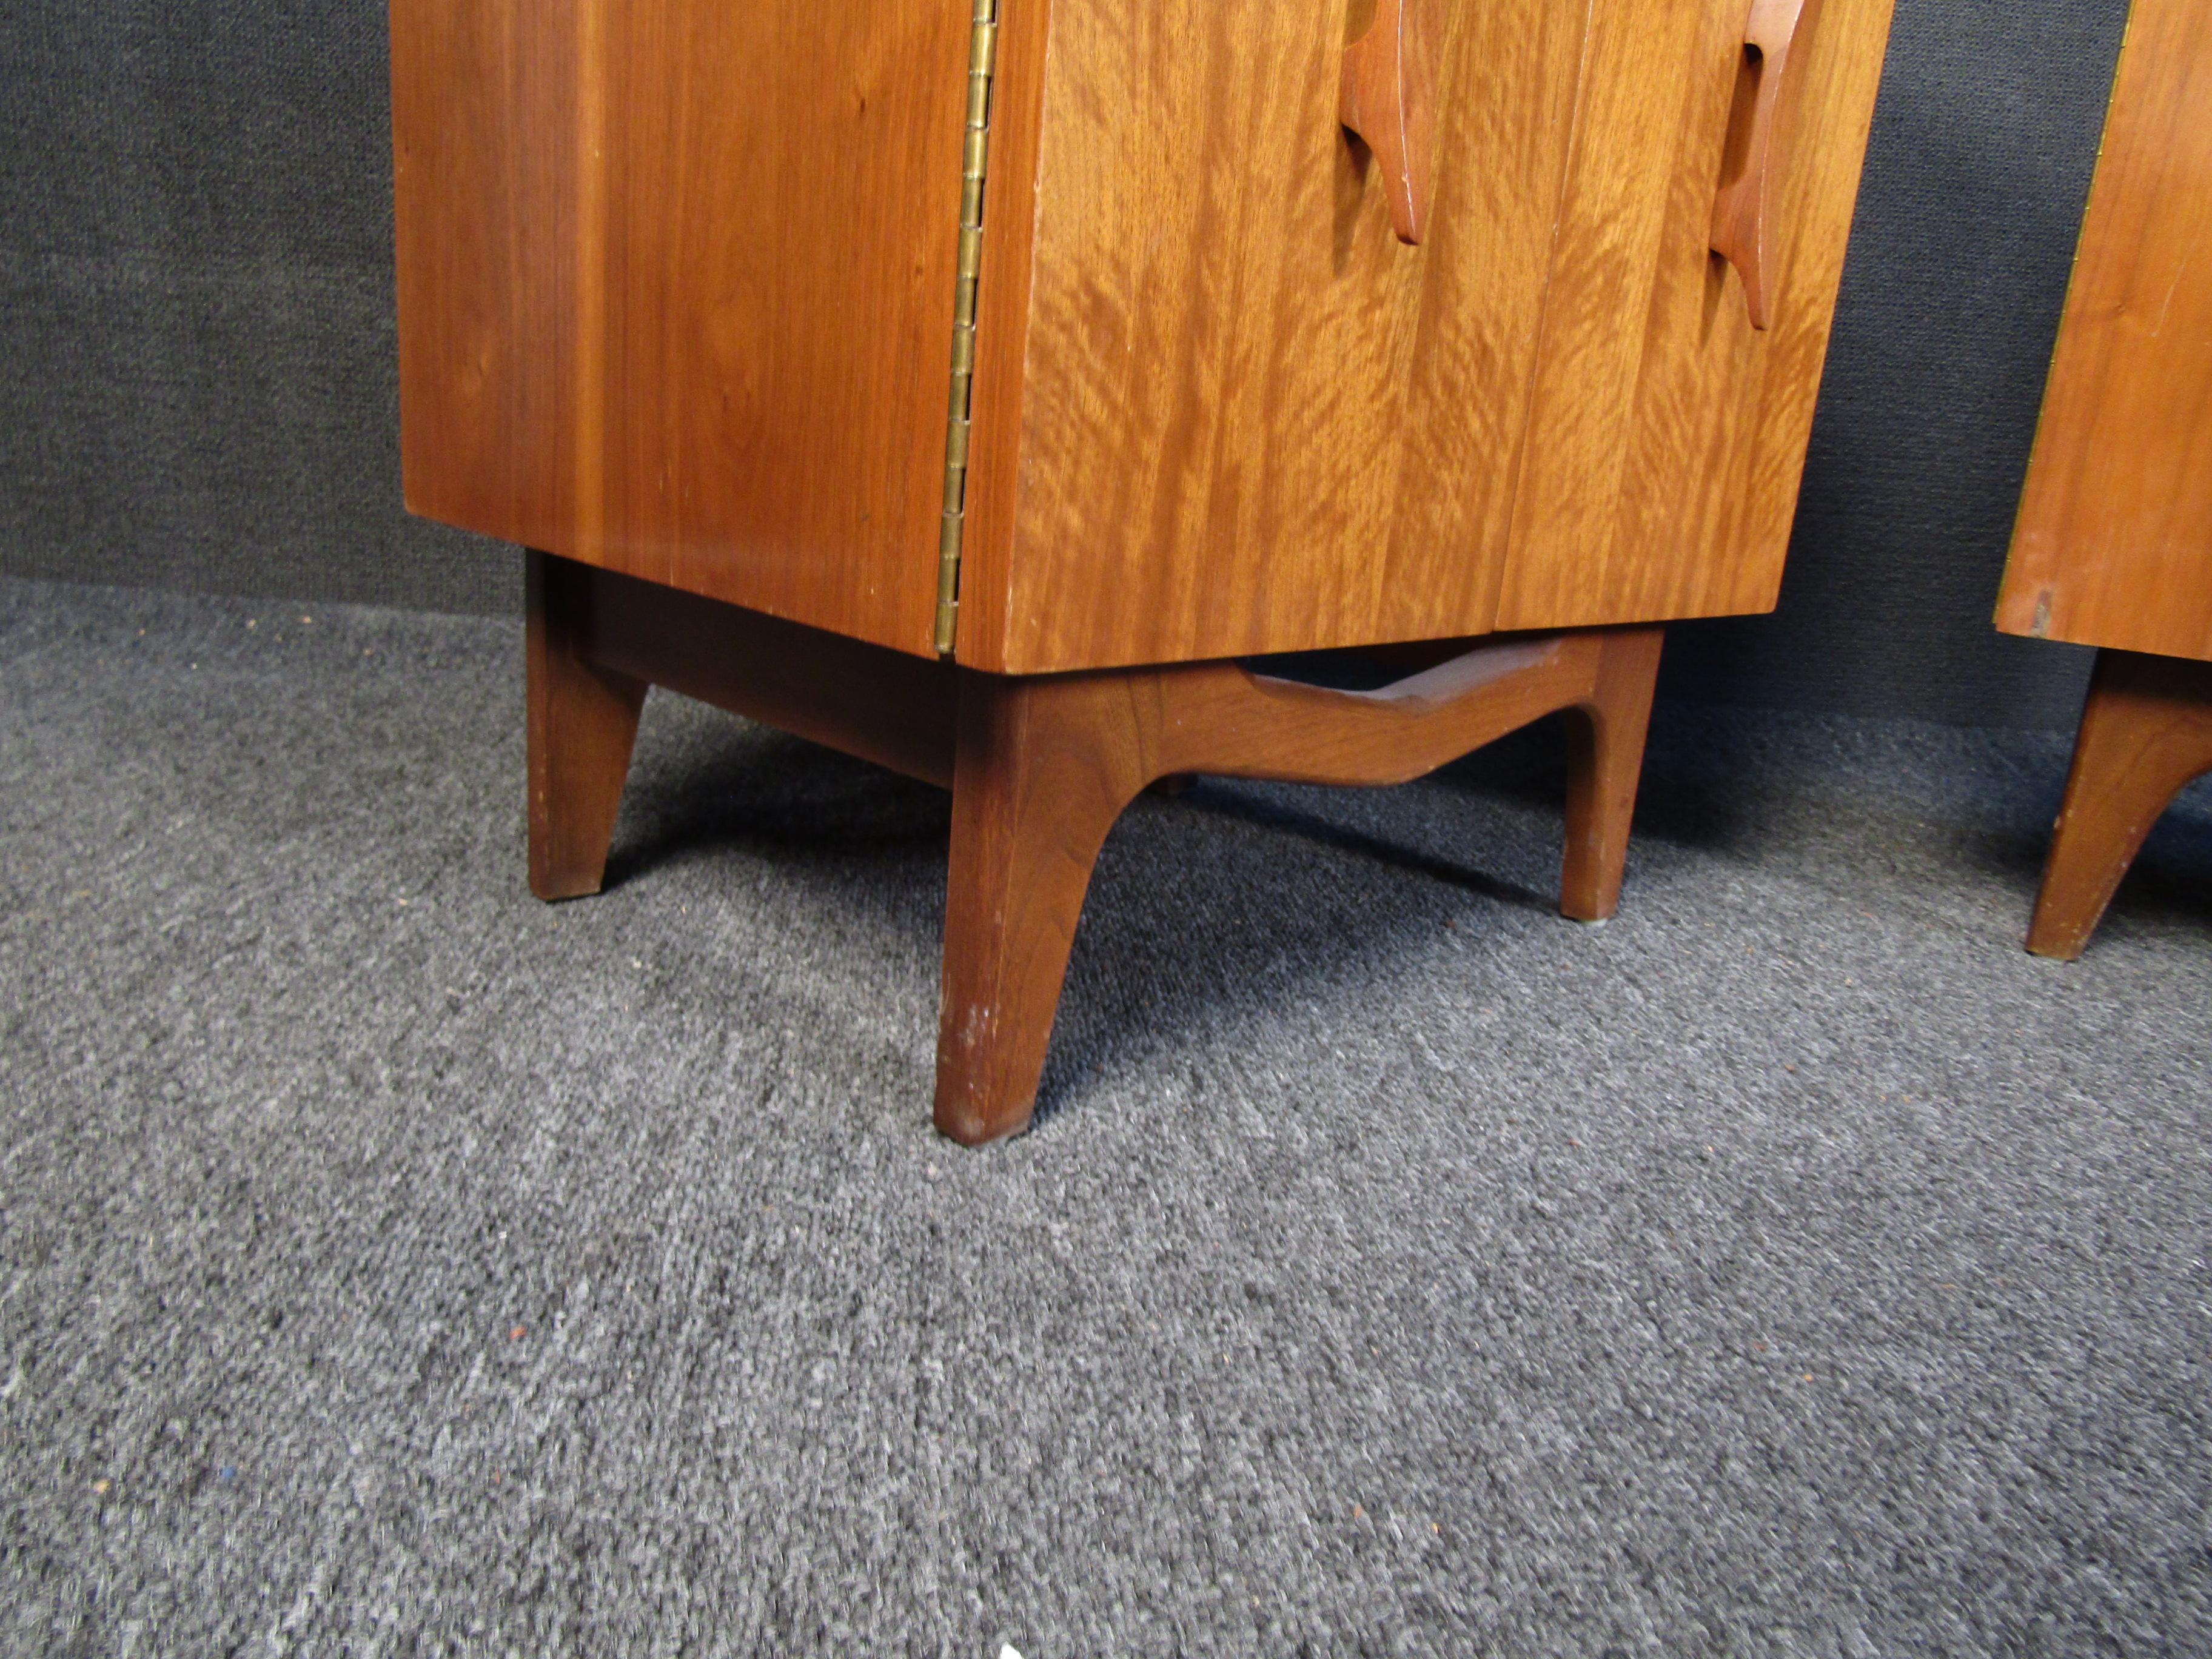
[[935, 0, 999, 657]]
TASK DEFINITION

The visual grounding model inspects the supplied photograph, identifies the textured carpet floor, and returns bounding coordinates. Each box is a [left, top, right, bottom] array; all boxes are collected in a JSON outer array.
[[1, 576, 2208, 1657]]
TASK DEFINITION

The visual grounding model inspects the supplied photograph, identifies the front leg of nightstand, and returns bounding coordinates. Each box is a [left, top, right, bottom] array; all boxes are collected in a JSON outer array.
[[935, 670, 1155, 1147], [2028, 649, 2212, 960], [932, 627, 1673, 1143]]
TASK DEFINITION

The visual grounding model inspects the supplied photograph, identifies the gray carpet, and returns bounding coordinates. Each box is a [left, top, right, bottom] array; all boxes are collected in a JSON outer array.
[[2, 575, 2208, 1657]]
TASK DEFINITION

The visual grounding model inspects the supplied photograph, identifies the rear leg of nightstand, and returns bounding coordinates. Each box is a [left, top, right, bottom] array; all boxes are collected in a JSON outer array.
[[1560, 626, 1666, 923], [2028, 648, 2212, 960], [526, 549, 647, 902]]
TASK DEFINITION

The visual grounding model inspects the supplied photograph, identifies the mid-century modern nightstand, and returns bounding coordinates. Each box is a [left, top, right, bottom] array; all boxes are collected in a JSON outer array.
[[1996, 0, 2212, 960], [390, 0, 1895, 1140]]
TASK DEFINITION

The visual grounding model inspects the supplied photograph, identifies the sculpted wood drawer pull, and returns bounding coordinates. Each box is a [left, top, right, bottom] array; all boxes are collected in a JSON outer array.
[[1341, 0, 1436, 245], [1712, 0, 1825, 330]]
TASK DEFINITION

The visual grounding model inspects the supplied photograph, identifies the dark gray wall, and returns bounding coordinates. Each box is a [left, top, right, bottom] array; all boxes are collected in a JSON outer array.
[[0, 0, 507, 615], [0, 0, 2130, 725]]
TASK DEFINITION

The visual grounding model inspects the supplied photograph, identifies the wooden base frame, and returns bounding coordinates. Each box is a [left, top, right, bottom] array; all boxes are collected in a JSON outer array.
[[2026, 648, 2212, 961], [526, 554, 1666, 1144]]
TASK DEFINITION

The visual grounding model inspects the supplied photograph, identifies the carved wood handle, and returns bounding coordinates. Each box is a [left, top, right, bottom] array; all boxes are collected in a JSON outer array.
[[1711, 0, 1825, 330], [1341, 0, 1436, 246]]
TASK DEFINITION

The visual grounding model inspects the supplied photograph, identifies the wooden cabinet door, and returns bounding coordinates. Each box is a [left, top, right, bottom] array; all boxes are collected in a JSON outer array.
[[1997, 0, 2212, 665], [957, 0, 1590, 674], [1491, 0, 1894, 634]]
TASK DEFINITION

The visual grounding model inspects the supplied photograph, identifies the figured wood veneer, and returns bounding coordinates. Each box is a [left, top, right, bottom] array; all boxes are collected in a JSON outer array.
[[396, 0, 1894, 675], [964, 0, 1586, 673], [1493, 0, 1893, 635]]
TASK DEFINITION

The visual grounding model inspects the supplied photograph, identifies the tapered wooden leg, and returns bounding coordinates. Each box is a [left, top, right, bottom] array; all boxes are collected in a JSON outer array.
[[932, 630, 1676, 1142], [1560, 627, 1666, 922], [2027, 649, 2212, 960], [935, 672, 1152, 1146], [527, 549, 647, 901]]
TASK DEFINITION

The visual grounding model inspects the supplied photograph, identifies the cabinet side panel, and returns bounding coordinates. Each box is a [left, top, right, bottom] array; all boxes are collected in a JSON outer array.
[[1997, 0, 2212, 664], [390, 0, 970, 657], [987, 0, 1586, 674], [392, 0, 580, 555], [1495, 0, 1894, 632]]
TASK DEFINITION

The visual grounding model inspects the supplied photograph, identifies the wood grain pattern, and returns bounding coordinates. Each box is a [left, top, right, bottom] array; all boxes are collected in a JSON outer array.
[[961, 0, 1590, 673], [2025, 650, 2212, 959], [1996, 0, 2212, 663], [392, 0, 971, 657], [936, 626, 1666, 1141], [1493, 0, 1894, 632], [400, 0, 1892, 677]]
